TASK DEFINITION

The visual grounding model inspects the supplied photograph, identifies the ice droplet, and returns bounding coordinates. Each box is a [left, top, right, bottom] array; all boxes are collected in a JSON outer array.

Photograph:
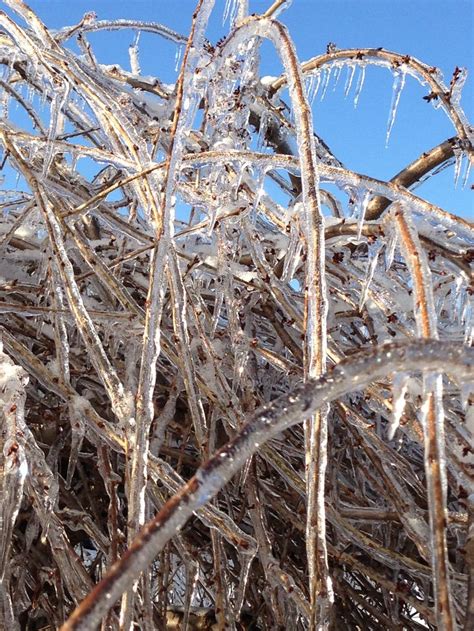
[[386, 69, 406, 147]]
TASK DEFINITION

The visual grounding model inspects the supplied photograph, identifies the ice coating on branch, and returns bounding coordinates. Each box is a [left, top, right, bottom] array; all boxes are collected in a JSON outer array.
[[0, 352, 28, 408], [53, 341, 474, 628], [0, 352, 28, 600], [0, 3, 473, 629], [270, 0, 294, 19], [449, 67, 467, 107]]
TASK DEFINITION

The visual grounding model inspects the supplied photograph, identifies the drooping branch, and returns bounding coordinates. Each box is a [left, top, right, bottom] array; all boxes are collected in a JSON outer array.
[[270, 48, 473, 158], [61, 340, 473, 630]]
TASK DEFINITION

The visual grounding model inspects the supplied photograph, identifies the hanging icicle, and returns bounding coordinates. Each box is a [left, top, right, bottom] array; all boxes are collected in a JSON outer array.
[[353, 63, 366, 108], [386, 67, 406, 146]]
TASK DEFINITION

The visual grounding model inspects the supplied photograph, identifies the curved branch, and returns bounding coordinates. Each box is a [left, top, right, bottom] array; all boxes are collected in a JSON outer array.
[[61, 340, 473, 631], [366, 137, 456, 219], [180, 149, 474, 233], [55, 19, 187, 45], [269, 48, 473, 158]]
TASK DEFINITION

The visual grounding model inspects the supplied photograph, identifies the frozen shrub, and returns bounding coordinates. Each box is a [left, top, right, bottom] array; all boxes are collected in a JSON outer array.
[[0, 1, 472, 629]]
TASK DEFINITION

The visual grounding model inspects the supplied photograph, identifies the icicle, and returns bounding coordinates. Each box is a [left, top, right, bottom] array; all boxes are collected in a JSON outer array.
[[26, 84, 35, 105], [353, 188, 371, 241], [129, 32, 141, 75], [174, 44, 183, 72], [233, 160, 247, 201], [359, 240, 383, 309], [43, 81, 71, 175], [344, 63, 356, 98], [182, 87, 201, 130], [233, 331, 250, 383], [223, 0, 239, 26], [40, 87, 48, 111], [332, 63, 343, 91], [210, 285, 225, 338], [249, 165, 266, 220], [234, 548, 257, 618], [384, 228, 398, 271], [454, 276, 466, 325], [256, 111, 268, 150], [305, 73, 320, 104], [452, 143, 464, 187], [281, 218, 303, 283], [388, 372, 410, 439], [386, 68, 406, 147], [462, 156, 471, 188], [464, 295, 473, 345], [66, 402, 86, 489], [353, 64, 366, 108], [320, 67, 331, 101]]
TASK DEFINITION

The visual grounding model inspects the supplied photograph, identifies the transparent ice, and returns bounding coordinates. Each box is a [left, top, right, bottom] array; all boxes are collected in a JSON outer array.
[[0, 1, 472, 630]]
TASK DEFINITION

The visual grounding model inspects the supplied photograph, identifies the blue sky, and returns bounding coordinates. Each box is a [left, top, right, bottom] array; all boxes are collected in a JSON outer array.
[[3, 0, 473, 219]]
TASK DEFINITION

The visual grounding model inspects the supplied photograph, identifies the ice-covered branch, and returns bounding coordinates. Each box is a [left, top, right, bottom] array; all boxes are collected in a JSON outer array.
[[62, 340, 473, 630]]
